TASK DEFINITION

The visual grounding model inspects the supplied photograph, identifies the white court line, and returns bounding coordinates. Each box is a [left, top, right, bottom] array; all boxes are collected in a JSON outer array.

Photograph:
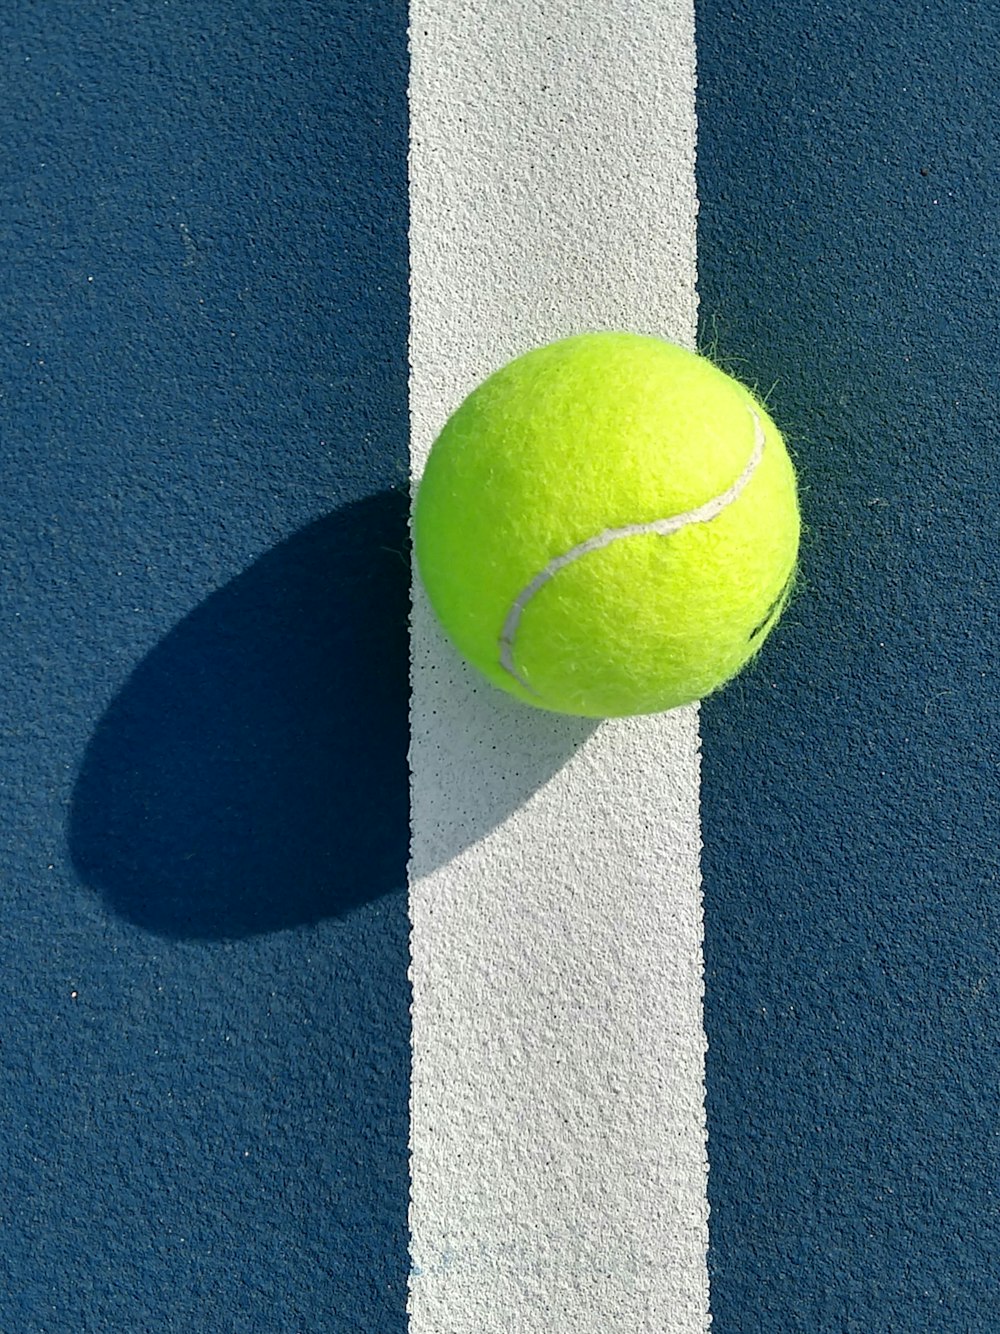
[[408, 3, 709, 1330]]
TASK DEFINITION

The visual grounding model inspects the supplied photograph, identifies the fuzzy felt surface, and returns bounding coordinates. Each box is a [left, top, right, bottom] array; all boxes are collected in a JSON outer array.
[[414, 332, 800, 716]]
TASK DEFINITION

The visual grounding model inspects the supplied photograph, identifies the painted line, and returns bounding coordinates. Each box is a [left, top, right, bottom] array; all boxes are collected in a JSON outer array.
[[408, 2, 709, 1330]]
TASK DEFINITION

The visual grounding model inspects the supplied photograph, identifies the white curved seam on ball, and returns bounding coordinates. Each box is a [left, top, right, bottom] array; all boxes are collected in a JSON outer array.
[[498, 405, 767, 694]]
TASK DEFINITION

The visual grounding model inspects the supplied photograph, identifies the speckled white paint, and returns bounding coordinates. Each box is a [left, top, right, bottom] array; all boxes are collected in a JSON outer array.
[[408, 3, 708, 1330]]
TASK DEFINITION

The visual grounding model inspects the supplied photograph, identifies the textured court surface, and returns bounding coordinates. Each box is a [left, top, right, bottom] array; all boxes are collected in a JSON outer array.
[[698, 6, 1000, 1327], [2, 2, 998, 1330], [2, 5, 411, 1329]]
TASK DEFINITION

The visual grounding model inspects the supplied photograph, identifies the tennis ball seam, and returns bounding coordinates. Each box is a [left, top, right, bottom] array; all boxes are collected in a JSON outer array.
[[748, 568, 796, 643], [497, 404, 766, 697]]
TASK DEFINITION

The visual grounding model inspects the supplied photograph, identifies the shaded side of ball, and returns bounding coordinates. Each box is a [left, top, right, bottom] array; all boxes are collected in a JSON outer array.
[[413, 331, 800, 718]]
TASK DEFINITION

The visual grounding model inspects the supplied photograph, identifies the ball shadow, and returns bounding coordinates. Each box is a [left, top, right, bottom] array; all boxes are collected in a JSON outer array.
[[70, 488, 593, 940], [70, 490, 413, 940]]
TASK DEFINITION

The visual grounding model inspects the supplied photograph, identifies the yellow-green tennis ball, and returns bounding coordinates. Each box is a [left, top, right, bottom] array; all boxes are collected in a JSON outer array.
[[413, 331, 800, 718]]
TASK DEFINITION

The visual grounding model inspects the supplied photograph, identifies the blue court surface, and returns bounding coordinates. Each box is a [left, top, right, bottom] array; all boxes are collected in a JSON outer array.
[[2, 2, 997, 1330]]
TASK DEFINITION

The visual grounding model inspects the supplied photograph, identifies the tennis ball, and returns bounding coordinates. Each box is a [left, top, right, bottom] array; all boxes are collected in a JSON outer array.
[[413, 331, 800, 718]]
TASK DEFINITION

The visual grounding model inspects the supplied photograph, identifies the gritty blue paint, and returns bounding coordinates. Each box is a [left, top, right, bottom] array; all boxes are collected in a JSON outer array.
[[697, 3, 1000, 1329], [1, 3, 410, 1330]]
